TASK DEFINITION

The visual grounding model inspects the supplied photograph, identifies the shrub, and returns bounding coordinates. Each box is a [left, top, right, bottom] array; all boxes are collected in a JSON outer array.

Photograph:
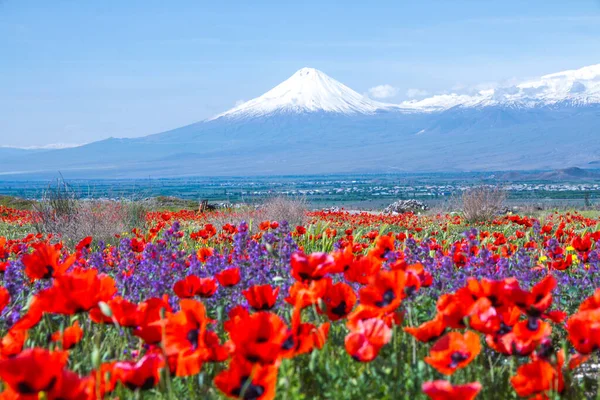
[[204, 196, 307, 232], [461, 186, 506, 223], [34, 181, 147, 245], [259, 196, 307, 227]]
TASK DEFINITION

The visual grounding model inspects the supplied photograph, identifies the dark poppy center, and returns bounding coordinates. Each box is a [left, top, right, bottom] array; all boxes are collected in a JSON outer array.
[[281, 335, 295, 350], [488, 295, 500, 307], [125, 377, 155, 391], [497, 322, 512, 336], [187, 329, 200, 349], [43, 265, 54, 279], [256, 335, 269, 344], [526, 317, 539, 331], [537, 340, 553, 359], [375, 289, 396, 307], [17, 377, 57, 394], [534, 294, 545, 303], [298, 272, 311, 280], [232, 376, 265, 400], [449, 352, 469, 368], [331, 300, 347, 316]]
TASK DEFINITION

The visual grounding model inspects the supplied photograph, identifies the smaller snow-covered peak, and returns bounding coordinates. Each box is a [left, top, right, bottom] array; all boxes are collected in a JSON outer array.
[[211, 67, 395, 120], [400, 63, 600, 112]]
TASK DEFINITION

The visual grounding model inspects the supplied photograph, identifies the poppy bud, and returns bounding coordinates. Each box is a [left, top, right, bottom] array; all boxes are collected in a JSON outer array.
[[98, 301, 113, 318], [92, 348, 101, 369]]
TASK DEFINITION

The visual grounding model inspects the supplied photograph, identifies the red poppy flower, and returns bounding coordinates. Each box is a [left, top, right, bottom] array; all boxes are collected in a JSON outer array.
[[216, 267, 241, 287], [130, 237, 145, 252], [75, 236, 93, 254], [290, 251, 335, 281], [214, 357, 278, 400], [499, 319, 552, 356], [196, 277, 218, 298], [344, 253, 382, 285], [174, 275, 202, 298], [425, 331, 481, 375], [404, 314, 446, 343], [331, 245, 355, 274], [0, 328, 27, 359], [318, 281, 356, 321], [465, 277, 519, 311], [567, 309, 600, 354], [224, 305, 250, 334], [203, 330, 232, 362], [346, 304, 404, 330], [512, 275, 556, 317], [345, 318, 392, 362], [289, 306, 329, 356], [484, 305, 522, 354], [112, 353, 165, 391], [228, 312, 293, 365], [284, 279, 328, 309], [51, 321, 84, 350], [22, 242, 75, 281], [243, 284, 280, 311], [0, 286, 9, 314], [167, 349, 205, 378], [0, 348, 69, 395], [31, 268, 117, 317], [578, 288, 600, 312], [436, 293, 473, 329], [133, 296, 173, 345], [550, 254, 573, 270], [370, 234, 395, 260], [404, 263, 433, 288], [89, 296, 142, 327], [571, 234, 592, 252], [259, 221, 271, 231], [422, 380, 482, 400], [510, 352, 564, 397], [568, 352, 589, 370], [197, 247, 214, 262], [164, 299, 210, 356], [49, 369, 93, 400], [359, 270, 407, 312], [291, 321, 330, 356]]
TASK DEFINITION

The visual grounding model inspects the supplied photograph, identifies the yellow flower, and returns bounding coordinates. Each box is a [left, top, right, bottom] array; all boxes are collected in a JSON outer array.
[[566, 246, 575, 252], [539, 255, 548, 262]]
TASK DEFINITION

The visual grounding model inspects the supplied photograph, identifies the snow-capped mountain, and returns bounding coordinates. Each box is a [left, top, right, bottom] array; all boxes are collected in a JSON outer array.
[[212, 67, 396, 119], [400, 64, 600, 112], [1, 64, 599, 179]]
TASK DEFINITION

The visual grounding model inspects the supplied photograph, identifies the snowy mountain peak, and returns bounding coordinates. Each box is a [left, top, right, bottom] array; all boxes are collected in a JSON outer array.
[[211, 67, 394, 120], [399, 63, 600, 112]]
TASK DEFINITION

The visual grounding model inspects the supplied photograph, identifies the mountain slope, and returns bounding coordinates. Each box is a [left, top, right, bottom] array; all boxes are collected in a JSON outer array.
[[1, 65, 600, 178]]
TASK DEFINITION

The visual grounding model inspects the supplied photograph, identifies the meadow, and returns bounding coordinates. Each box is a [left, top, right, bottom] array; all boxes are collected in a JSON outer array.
[[1, 197, 600, 399]]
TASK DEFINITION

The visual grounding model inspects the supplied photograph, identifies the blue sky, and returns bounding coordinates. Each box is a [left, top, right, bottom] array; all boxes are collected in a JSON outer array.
[[1, 0, 600, 147]]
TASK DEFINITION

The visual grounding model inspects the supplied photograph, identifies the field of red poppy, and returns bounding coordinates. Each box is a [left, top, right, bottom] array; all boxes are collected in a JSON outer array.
[[1, 204, 600, 399]]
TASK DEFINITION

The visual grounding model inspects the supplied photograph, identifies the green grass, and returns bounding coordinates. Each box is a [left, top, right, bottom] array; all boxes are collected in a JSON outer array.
[[0, 195, 37, 210]]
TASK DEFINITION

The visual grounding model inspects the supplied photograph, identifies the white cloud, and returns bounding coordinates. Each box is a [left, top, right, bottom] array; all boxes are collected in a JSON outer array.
[[368, 84, 398, 99], [235, 99, 246, 107], [405, 88, 429, 98]]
